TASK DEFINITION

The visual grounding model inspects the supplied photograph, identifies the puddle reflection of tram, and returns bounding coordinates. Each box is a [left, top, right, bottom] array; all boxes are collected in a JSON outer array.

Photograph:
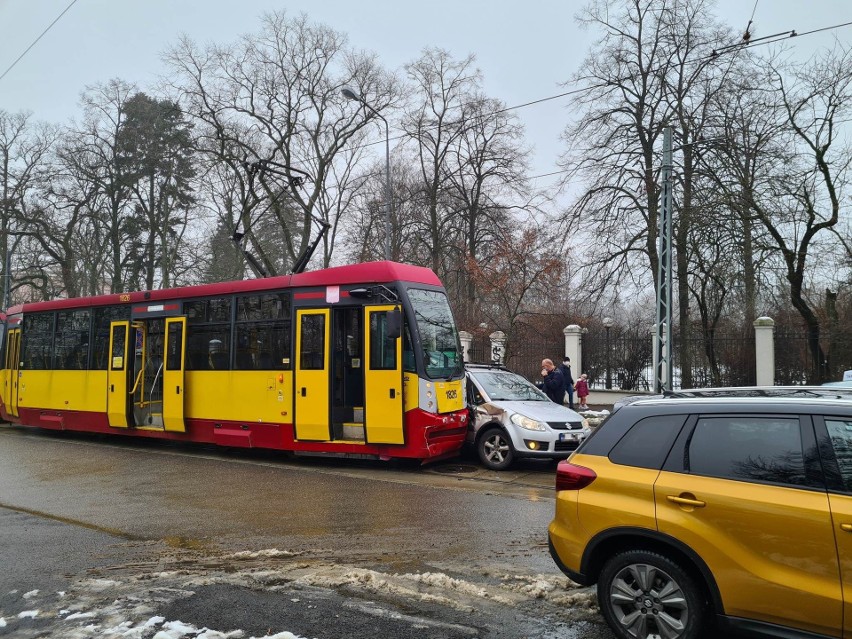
[[0, 262, 469, 464]]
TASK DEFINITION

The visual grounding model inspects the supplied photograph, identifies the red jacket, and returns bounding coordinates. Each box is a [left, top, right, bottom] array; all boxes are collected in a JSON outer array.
[[575, 379, 589, 396]]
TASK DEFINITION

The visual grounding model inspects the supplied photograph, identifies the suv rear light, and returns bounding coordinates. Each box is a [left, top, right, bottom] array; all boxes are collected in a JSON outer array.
[[555, 461, 597, 491]]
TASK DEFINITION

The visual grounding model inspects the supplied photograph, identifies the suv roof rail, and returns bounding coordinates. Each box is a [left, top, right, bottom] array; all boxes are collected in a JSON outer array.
[[661, 386, 852, 400]]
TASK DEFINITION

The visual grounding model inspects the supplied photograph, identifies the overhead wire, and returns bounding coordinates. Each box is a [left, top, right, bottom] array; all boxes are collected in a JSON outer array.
[[0, 0, 80, 83]]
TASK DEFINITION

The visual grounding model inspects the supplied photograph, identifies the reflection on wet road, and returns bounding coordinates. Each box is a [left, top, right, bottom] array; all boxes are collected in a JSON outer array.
[[0, 425, 613, 638]]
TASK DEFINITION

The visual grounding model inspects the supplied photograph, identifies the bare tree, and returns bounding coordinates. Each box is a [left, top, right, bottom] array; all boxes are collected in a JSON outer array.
[[0, 110, 55, 305], [402, 49, 481, 273], [750, 44, 852, 382], [72, 80, 139, 293], [164, 12, 396, 275]]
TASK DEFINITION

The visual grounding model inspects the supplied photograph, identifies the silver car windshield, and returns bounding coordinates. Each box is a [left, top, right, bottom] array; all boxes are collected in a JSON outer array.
[[472, 371, 549, 401]]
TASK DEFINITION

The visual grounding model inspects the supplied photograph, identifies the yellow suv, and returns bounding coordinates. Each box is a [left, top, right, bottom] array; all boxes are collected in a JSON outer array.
[[548, 390, 852, 639]]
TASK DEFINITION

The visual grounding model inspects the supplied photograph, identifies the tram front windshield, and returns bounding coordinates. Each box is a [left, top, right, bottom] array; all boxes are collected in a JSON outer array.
[[407, 288, 462, 379]]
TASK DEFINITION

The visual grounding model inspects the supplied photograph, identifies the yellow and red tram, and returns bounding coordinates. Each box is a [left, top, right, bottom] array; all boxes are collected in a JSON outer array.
[[0, 262, 467, 462]]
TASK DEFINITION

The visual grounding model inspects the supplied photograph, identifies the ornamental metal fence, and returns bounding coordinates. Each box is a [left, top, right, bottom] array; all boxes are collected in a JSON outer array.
[[461, 321, 851, 390]]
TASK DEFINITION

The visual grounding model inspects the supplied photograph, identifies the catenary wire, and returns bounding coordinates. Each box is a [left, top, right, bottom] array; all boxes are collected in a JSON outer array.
[[0, 0, 80, 83]]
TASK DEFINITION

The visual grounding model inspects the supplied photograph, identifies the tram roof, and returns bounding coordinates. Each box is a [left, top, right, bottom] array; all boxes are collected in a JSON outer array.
[[7, 261, 442, 315]]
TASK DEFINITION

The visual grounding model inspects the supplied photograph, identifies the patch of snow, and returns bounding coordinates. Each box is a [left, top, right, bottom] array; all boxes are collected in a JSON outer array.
[[22, 589, 39, 598], [65, 611, 96, 620], [18, 610, 39, 619], [227, 549, 296, 559], [0, 618, 5, 627]]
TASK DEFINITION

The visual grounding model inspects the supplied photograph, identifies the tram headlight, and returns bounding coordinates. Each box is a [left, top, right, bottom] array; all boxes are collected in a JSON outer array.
[[510, 413, 546, 431]]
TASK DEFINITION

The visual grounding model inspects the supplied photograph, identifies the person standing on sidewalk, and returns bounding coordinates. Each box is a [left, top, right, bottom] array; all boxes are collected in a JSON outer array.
[[558, 357, 575, 409], [540, 358, 566, 404], [575, 373, 590, 410]]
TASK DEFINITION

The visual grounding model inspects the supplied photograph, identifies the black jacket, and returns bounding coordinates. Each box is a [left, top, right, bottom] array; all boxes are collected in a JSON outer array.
[[542, 368, 566, 404], [558, 363, 574, 388]]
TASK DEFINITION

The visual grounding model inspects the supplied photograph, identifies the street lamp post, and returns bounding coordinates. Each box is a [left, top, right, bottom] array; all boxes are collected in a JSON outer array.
[[341, 87, 391, 260], [603, 317, 614, 390]]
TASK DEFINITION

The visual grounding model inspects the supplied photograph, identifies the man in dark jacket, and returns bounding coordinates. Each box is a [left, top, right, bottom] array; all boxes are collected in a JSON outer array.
[[558, 356, 575, 409], [540, 358, 565, 404]]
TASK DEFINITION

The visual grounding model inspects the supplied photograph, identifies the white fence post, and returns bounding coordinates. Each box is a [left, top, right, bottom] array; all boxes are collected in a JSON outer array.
[[564, 325, 583, 375], [489, 331, 507, 365], [458, 330, 473, 363], [754, 316, 775, 386]]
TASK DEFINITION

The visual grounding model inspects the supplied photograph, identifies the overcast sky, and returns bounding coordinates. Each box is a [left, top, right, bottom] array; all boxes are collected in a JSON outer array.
[[1, 0, 850, 183]]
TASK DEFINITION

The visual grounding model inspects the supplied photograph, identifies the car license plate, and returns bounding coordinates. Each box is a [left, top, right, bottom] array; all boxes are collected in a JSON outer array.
[[559, 433, 569, 441]]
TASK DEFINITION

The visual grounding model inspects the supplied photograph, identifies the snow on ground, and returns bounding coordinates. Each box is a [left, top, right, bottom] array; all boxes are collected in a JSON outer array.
[[0, 547, 598, 638]]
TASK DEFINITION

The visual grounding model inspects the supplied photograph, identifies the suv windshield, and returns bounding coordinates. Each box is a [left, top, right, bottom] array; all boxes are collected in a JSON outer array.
[[407, 288, 462, 379], [472, 370, 548, 401]]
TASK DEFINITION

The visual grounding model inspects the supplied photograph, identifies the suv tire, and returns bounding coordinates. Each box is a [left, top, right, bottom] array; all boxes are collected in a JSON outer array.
[[477, 426, 515, 470], [597, 549, 706, 639]]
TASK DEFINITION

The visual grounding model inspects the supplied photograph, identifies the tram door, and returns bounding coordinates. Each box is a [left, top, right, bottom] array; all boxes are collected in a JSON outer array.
[[5, 328, 21, 418], [364, 305, 403, 444], [294, 309, 330, 440], [162, 317, 186, 433], [107, 321, 130, 428]]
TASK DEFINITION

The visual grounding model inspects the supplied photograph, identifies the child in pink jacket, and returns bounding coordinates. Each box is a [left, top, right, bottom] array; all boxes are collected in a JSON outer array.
[[575, 373, 590, 410]]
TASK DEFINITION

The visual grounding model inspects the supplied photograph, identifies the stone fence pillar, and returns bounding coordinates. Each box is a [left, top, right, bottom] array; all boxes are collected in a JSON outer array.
[[489, 331, 507, 366], [754, 316, 775, 386], [563, 325, 583, 375], [458, 331, 473, 363]]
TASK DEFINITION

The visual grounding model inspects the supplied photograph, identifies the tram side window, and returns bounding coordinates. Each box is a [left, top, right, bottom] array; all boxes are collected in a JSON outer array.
[[235, 293, 291, 370], [370, 312, 397, 370], [54, 309, 91, 370], [185, 297, 232, 370], [300, 314, 325, 370], [22, 313, 55, 370], [92, 306, 131, 370]]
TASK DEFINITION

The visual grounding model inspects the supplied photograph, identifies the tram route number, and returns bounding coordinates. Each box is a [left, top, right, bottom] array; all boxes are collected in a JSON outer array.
[[445, 389, 458, 400]]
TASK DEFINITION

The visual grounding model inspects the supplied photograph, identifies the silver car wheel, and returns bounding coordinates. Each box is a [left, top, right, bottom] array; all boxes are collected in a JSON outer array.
[[478, 427, 514, 470], [608, 563, 688, 639]]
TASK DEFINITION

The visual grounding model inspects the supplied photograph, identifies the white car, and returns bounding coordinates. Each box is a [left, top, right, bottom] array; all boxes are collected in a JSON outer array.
[[465, 364, 590, 470]]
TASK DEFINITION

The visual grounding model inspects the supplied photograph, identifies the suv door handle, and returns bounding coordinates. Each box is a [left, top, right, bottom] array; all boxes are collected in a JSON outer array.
[[840, 523, 852, 533], [667, 495, 706, 508]]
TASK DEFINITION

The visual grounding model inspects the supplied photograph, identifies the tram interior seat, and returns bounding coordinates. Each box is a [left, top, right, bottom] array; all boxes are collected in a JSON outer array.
[[236, 351, 254, 369], [209, 352, 229, 370], [256, 352, 274, 369]]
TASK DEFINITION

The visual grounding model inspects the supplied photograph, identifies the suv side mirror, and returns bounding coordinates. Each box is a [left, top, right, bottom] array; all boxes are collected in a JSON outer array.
[[386, 308, 402, 339]]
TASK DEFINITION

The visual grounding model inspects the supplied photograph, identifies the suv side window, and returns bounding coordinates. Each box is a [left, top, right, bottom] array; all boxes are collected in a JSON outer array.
[[609, 415, 685, 469], [687, 416, 807, 486], [824, 418, 852, 491]]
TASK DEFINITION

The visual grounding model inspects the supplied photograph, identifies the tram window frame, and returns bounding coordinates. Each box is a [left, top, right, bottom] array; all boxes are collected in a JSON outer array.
[[92, 305, 131, 370], [22, 312, 55, 370], [234, 293, 291, 370], [185, 297, 233, 371], [54, 309, 92, 370]]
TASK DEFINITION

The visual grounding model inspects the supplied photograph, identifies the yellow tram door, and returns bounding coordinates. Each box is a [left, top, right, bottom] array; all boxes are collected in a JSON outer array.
[[364, 305, 403, 444], [162, 317, 186, 433], [5, 328, 21, 418], [294, 308, 330, 441], [107, 321, 130, 428]]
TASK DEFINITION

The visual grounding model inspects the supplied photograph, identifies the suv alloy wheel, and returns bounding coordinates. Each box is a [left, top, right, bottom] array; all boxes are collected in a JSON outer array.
[[598, 549, 705, 639]]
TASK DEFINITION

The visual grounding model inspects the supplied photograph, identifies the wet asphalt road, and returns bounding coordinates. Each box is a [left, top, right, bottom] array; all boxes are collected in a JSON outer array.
[[0, 425, 612, 638]]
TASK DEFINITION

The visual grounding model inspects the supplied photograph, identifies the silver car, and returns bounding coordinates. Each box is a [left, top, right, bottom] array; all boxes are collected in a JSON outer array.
[[465, 364, 590, 470]]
